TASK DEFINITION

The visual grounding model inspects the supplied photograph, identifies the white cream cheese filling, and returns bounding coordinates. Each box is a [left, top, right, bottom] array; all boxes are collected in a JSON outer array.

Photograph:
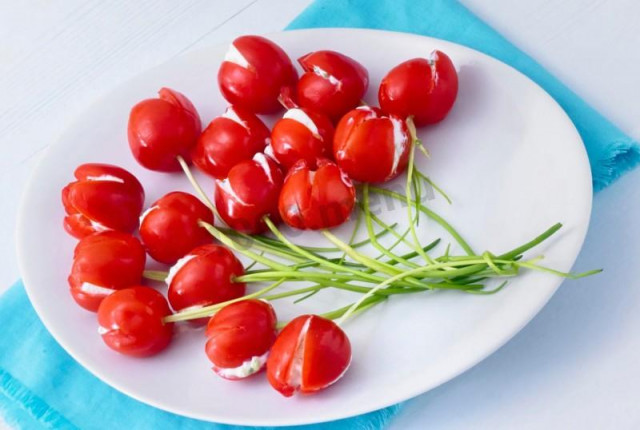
[[165, 254, 197, 287], [85, 174, 125, 183], [312, 65, 340, 87], [79, 282, 116, 296], [224, 43, 250, 69], [283, 108, 321, 139], [214, 350, 269, 379], [389, 117, 409, 175], [221, 106, 249, 130]]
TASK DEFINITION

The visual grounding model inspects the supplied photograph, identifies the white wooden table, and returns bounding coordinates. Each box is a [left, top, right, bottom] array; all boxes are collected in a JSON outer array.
[[2, 1, 639, 428]]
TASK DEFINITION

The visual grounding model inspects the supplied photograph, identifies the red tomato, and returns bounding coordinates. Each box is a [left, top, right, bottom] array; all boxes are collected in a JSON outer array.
[[97, 286, 173, 357], [218, 35, 298, 114], [192, 105, 270, 179], [166, 244, 246, 317], [68, 231, 146, 312], [139, 192, 213, 264], [61, 163, 145, 239], [278, 158, 355, 230], [214, 153, 283, 234], [333, 106, 411, 183], [205, 299, 277, 380], [267, 315, 351, 397], [270, 107, 334, 170], [378, 51, 458, 126], [297, 50, 369, 121], [128, 87, 202, 172]]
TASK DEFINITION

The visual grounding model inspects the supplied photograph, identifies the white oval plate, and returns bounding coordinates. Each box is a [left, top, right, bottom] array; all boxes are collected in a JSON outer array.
[[17, 29, 592, 426]]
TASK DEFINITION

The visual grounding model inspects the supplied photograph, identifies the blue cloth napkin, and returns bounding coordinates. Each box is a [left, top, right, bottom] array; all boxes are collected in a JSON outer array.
[[3, 0, 639, 429]]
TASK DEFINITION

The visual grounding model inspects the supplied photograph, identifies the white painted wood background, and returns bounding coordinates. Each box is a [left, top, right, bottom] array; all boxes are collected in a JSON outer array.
[[2, 0, 640, 428]]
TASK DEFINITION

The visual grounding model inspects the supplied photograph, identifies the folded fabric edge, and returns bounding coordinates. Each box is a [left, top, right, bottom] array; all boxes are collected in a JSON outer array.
[[0, 368, 77, 430], [593, 140, 640, 192]]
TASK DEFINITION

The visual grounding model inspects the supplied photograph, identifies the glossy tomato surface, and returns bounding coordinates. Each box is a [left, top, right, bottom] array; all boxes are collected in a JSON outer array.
[[61, 163, 144, 239], [297, 50, 369, 121], [139, 191, 213, 264], [218, 35, 297, 114], [98, 286, 173, 357], [68, 231, 146, 312], [167, 244, 245, 314], [192, 105, 270, 179], [378, 51, 458, 126], [270, 107, 334, 170], [128, 87, 202, 172], [205, 299, 277, 380], [267, 315, 351, 397], [333, 106, 410, 183], [278, 159, 355, 230], [215, 153, 283, 234]]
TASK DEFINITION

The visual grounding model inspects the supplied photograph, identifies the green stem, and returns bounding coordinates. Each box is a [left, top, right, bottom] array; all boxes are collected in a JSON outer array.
[[369, 186, 475, 255], [165, 278, 286, 322], [176, 155, 216, 214]]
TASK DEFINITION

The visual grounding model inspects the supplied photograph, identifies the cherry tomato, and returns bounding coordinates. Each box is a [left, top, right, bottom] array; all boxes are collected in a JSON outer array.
[[333, 106, 411, 183], [166, 244, 246, 318], [297, 50, 369, 121], [270, 107, 334, 170], [68, 231, 146, 312], [278, 158, 355, 230], [192, 105, 270, 179], [61, 163, 145, 239], [267, 314, 351, 397], [205, 299, 277, 380], [378, 51, 458, 126], [97, 286, 173, 357], [128, 87, 202, 172], [218, 35, 298, 114], [214, 153, 283, 234], [139, 192, 213, 264]]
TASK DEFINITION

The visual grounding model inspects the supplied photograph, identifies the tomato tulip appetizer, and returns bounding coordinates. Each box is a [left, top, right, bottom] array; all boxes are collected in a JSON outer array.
[[68, 231, 146, 312], [192, 105, 270, 179], [267, 315, 351, 397], [270, 107, 334, 170], [297, 50, 369, 121], [218, 35, 298, 114], [139, 191, 213, 264], [61, 163, 145, 239], [205, 299, 277, 379], [333, 106, 411, 183], [166, 244, 246, 317], [278, 159, 355, 230], [128, 87, 202, 172], [378, 51, 458, 126], [98, 286, 173, 357], [215, 153, 284, 234]]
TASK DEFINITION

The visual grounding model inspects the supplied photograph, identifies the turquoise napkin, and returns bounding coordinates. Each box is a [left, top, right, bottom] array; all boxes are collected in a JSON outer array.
[[3, 0, 639, 429]]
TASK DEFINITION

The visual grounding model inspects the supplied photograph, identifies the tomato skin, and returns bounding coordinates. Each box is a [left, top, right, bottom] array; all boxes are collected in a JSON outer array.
[[270, 108, 334, 170], [278, 159, 355, 230], [139, 192, 213, 264], [214, 153, 284, 234], [218, 35, 298, 114], [97, 286, 173, 357], [267, 315, 351, 397], [167, 244, 246, 316], [61, 163, 145, 239], [297, 50, 369, 121], [378, 51, 458, 126], [333, 106, 410, 183], [192, 106, 270, 179], [205, 299, 277, 379], [68, 231, 146, 312], [128, 87, 202, 172]]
